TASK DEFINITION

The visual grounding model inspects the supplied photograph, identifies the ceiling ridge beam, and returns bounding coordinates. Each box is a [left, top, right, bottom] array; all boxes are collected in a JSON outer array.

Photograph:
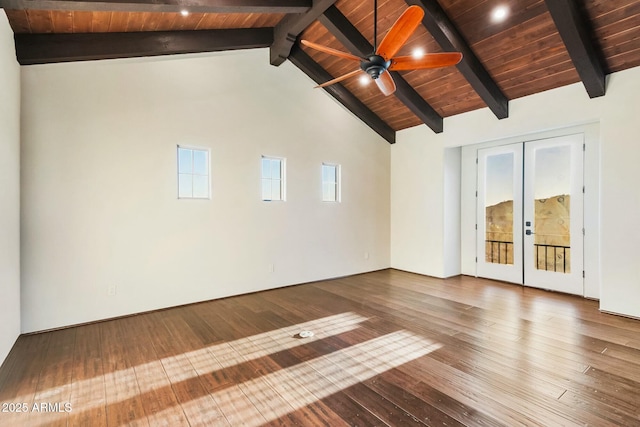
[[14, 28, 274, 65], [0, 0, 311, 13], [544, 0, 606, 98], [405, 0, 509, 119], [270, 0, 337, 66], [319, 5, 443, 133], [289, 44, 395, 143]]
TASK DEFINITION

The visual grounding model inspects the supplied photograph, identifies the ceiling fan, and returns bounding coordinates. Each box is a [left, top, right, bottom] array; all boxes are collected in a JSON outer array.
[[300, 1, 463, 96]]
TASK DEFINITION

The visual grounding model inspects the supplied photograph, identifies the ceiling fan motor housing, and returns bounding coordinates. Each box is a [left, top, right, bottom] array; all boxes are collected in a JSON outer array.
[[361, 55, 391, 79]]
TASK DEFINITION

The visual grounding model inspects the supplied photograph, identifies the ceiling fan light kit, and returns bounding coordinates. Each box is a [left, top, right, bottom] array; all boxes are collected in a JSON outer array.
[[300, 2, 463, 96]]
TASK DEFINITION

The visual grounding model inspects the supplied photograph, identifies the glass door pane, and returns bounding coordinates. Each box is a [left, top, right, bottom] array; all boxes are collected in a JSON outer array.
[[485, 152, 515, 265], [533, 145, 571, 273]]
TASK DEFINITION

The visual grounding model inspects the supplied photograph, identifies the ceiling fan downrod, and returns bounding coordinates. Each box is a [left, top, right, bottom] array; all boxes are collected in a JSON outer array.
[[363, 0, 391, 80], [373, 0, 378, 53]]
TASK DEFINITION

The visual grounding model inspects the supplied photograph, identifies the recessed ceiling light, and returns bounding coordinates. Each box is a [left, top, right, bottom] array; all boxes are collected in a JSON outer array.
[[491, 5, 509, 23], [180, 9, 189, 17], [412, 48, 425, 59], [359, 75, 370, 85]]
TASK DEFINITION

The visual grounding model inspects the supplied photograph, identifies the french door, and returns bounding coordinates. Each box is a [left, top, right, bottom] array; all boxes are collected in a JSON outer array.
[[476, 134, 584, 295]]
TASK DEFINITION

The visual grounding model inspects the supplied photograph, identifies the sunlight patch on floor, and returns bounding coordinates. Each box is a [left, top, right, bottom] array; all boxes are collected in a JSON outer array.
[[19, 312, 441, 426], [18, 312, 366, 426], [167, 330, 442, 425]]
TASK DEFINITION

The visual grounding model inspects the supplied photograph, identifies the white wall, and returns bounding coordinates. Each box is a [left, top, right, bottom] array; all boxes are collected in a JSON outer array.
[[390, 133, 461, 279], [443, 147, 461, 278], [0, 13, 21, 365], [391, 66, 640, 319], [390, 126, 445, 277], [598, 74, 640, 317], [20, 49, 390, 333]]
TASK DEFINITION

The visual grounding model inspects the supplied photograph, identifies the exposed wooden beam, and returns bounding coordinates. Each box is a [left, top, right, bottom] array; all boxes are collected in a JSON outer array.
[[405, 0, 509, 119], [270, 0, 337, 66], [0, 0, 310, 13], [319, 5, 443, 133], [391, 76, 442, 133], [15, 28, 273, 65], [288, 45, 395, 144], [544, 0, 606, 98], [318, 6, 371, 56]]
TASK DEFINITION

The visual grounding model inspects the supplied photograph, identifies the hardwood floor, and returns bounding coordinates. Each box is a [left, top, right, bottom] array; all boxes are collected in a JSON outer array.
[[1, 269, 640, 426]]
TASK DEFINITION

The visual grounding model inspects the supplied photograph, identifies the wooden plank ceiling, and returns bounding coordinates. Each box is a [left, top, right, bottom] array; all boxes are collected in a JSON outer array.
[[2, 0, 640, 143]]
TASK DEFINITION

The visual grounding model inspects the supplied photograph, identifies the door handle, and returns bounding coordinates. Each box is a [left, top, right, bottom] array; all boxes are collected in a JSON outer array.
[[526, 230, 535, 235]]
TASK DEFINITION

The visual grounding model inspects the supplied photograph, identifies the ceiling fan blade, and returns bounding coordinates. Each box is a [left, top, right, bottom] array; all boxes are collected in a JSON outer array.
[[389, 52, 463, 71], [376, 5, 425, 61], [300, 40, 362, 62], [315, 69, 363, 88], [375, 70, 396, 96]]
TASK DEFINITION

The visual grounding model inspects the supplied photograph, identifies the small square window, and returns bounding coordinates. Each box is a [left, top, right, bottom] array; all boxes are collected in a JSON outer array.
[[262, 156, 285, 201], [322, 163, 340, 202], [177, 146, 210, 199]]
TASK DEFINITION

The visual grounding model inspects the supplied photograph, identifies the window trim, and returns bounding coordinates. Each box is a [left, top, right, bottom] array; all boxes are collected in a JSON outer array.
[[261, 155, 286, 202], [322, 162, 341, 203], [177, 145, 211, 200]]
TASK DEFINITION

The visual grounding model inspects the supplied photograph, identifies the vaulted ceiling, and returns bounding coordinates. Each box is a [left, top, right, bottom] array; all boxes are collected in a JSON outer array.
[[2, 0, 640, 143]]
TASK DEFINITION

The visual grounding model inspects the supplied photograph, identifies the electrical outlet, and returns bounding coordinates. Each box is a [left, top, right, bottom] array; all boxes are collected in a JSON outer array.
[[364, 252, 370, 260], [268, 263, 274, 273], [107, 285, 117, 296]]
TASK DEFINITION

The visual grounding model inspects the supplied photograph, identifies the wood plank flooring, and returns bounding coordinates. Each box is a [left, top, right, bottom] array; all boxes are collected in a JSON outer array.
[[1, 269, 640, 426]]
